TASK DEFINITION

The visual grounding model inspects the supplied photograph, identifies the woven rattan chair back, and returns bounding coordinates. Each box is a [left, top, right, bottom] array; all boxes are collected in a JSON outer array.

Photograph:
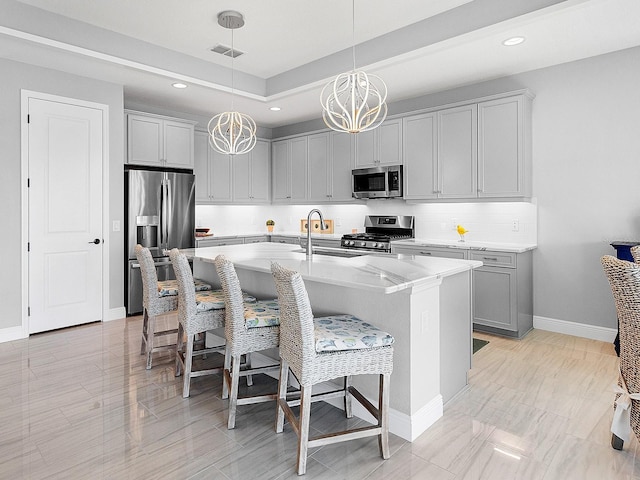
[[135, 244, 177, 369], [270, 262, 317, 386], [630, 245, 640, 263], [214, 254, 280, 429], [169, 248, 225, 397], [601, 254, 640, 448]]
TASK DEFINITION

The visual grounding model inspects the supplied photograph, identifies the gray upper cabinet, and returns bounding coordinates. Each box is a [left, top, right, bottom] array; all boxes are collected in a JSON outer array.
[[307, 132, 331, 201], [403, 112, 438, 200], [438, 104, 478, 199], [195, 132, 269, 204], [126, 111, 195, 169], [233, 139, 270, 204], [478, 95, 532, 198], [194, 130, 232, 203], [274, 132, 355, 204], [402, 91, 533, 201], [330, 132, 355, 201], [354, 118, 402, 168], [272, 137, 308, 203]]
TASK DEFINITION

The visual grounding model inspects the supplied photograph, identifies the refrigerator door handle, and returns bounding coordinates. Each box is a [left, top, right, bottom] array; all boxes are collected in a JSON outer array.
[[160, 178, 169, 249]]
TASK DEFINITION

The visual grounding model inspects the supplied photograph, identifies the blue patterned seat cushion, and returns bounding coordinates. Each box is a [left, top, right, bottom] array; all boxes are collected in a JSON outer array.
[[157, 278, 212, 297], [244, 300, 280, 328], [195, 290, 257, 312], [313, 314, 395, 353]]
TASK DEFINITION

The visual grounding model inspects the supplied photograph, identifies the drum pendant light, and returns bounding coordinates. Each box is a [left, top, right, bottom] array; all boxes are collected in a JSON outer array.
[[320, 0, 387, 134], [208, 11, 256, 155]]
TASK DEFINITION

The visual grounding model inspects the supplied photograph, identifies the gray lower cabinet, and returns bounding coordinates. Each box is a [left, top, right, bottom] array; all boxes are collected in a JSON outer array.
[[197, 237, 244, 247], [391, 244, 533, 338], [470, 250, 532, 338], [243, 235, 268, 244], [269, 235, 300, 245], [393, 245, 467, 260]]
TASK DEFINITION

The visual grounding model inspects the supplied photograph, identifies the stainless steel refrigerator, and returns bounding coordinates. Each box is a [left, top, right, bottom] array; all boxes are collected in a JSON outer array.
[[125, 168, 195, 315]]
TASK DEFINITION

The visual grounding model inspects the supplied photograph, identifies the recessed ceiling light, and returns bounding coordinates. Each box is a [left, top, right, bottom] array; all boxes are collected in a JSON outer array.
[[270, 107, 281, 112], [502, 36, 525, 46], [172, 82, 188, 89]]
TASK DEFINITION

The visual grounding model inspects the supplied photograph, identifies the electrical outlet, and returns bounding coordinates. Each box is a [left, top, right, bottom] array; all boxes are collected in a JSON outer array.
[[112, 220, 120, 232], [451, 218, 458, 231], [335, 217, 342, 226], [512, 220, 520, 232]]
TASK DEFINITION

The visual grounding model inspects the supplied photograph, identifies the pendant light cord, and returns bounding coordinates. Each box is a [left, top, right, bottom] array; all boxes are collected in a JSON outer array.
[[231, 28, 235, 110], [351, 0, 356, 71]]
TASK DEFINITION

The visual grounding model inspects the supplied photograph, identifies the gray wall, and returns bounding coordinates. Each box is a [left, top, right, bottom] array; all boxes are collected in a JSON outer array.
[[0, 58, 124, 330]]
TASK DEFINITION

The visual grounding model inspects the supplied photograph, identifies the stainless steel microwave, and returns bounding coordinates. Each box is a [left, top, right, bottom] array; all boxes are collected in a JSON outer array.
[[352, 165, 403, 199]]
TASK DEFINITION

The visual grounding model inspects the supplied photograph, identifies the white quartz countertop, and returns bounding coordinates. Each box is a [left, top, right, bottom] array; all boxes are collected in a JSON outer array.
[[185, 243, 481, 294], [393, 238, 537, 253]]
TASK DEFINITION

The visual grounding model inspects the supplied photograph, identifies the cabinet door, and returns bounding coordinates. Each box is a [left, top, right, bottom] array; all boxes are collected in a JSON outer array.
[[290, 137, 308, 201], [164, 120, 194, 168], [209, 150, 233, 202], [249, 140, 270, 203], [194, 131, 210, 203], [478, 96, 523, 197], [354, 129, 376, 168], [232, 152, 251, 202], [378, 118, 402, 166], [308, 132, 331, 201], [127, 114, 162, 166], [330, 132, 355, 201], [272, 140, 290, 202], [473, 266, 517, 331], [403, 113, 437, 200], [438, 104, 477, 198]]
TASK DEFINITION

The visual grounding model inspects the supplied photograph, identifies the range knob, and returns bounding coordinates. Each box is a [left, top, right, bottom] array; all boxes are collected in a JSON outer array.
[[360, 241, 367, 247], [372, 243, 378, 248]]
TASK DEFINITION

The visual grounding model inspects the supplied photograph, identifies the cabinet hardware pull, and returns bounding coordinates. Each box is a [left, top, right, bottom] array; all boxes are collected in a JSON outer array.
[[483, 257, 498, 261], [420, 251, 432, 255]]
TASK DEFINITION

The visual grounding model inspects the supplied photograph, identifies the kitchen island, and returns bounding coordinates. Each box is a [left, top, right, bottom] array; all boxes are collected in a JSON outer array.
[[186, 243, 481, 441]]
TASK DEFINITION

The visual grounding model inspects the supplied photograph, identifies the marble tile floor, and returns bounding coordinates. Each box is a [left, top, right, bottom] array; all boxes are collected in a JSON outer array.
[[2, 315, 638, 479]]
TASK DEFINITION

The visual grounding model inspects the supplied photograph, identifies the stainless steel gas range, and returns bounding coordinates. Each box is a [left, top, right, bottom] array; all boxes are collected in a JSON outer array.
[[340, 215, 415, 253]]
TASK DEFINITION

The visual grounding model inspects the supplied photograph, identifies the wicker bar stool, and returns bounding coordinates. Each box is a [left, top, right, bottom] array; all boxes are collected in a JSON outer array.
[[601, 255, 640, 451], [169, 248, 240, 397], [630, 245, 640, 263], [270, 262, 394, 475], [214, 255, 281, 429], [135, 244, 212, 369]]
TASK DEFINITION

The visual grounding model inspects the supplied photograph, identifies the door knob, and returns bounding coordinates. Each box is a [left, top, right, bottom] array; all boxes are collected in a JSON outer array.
[[89, 238, 101, 244]]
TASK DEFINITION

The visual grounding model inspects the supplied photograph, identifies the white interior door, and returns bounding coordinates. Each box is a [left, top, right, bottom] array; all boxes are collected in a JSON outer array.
[[28, 97, 103, 334]]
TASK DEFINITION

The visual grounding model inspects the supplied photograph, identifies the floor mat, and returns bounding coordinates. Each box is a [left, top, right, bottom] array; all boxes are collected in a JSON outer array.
[[473, 338, 489, 354]]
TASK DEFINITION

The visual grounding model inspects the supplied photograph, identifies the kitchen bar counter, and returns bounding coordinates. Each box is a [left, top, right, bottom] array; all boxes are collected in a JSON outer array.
[[186, 243, 480, 294], [187, 243, 480, 442]]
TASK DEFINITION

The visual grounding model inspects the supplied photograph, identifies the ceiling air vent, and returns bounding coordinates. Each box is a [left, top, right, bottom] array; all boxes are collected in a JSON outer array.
[[210, 44, 244, 58]]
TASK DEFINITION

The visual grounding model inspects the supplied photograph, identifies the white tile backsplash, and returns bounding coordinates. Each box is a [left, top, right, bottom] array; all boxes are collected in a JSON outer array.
[[196, 200, 537, 244]]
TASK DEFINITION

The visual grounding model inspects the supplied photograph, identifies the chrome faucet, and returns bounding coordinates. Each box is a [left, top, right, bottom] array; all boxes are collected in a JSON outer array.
[[306, 208, 327, 259]]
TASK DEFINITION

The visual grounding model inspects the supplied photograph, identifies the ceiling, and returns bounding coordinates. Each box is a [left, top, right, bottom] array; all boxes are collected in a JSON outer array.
[[2, 0, 640, 128]]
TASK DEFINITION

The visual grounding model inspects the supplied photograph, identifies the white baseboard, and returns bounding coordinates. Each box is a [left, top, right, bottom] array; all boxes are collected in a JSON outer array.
[[106, 307, 126, 321], [533, 315, 617, 342], [0, 325, 28, 343]]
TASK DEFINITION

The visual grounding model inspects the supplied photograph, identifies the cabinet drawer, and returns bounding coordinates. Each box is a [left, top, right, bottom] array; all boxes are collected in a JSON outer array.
[[243, 236, 268, 244], [198, 237, 244, 247], [394, 245, 468, 260], [470, 250, 516, 268]]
